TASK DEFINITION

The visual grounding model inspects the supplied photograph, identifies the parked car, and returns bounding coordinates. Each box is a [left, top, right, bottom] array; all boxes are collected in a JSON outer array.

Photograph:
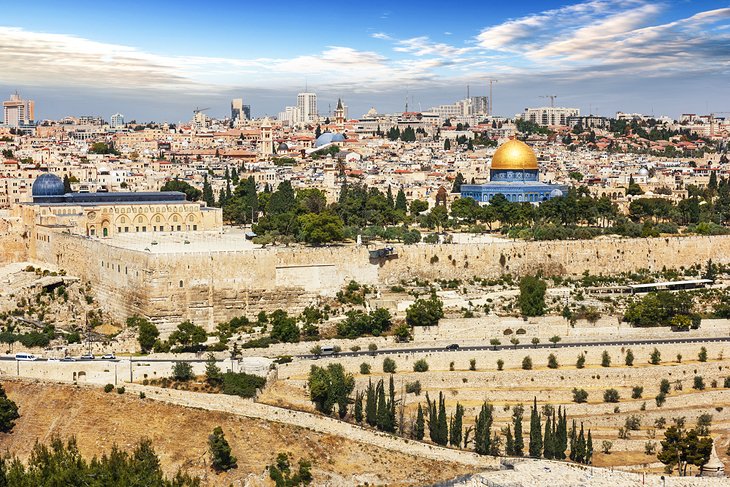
[[79, 354, 95, 360], [61, 357, 76, 362], [101, 353, 116, 360], [445, 344, 460, 350]]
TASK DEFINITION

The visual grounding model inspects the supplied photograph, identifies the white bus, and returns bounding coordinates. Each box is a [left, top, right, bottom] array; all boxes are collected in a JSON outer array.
[[15, 353, 38, 361]]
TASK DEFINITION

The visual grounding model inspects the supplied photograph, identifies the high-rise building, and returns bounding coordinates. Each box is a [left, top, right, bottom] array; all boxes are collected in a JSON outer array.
[[110, 113, 125, 128], [231, 98, 244, 121], [243, 105, 251, 120], [521, 107, 580, 127], [297, 92, 317, 123], [278, 106, 299, 125], [3, 91, 34, 128]]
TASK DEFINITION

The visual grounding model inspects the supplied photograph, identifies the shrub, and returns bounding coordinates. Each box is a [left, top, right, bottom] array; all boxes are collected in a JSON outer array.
[[572, 388, 588, 403], [659, 379, 670, 394], [625, 348, 634, 366], [698, 347, 707, 362], [360, 363, 371, 375], [521, 356, 533, 370], [413, 359, 429, 372], [644, 441, 657, 455], [625, 415, 641, 430], [724, 377, 730, 388], [631, 386, 644, 399], [139, 392, 146, 399], [601, 351, 611, 367], [405, 380, 422, 395], [547, 353, 559, 369], [103, 384, 114, 393], [350, 345, 361, 352], [576, 353, 585, 369], [497, 359, 504, 371], [693, 375, 705, 390], [655, 392, 666, 407], [469, 358, 476, 371], [383, 358, 396, 373], [649, 348, 661, 365], [116, 386, 125, 394], [171, 362, 194, 382], [601, 440, 613, 454], [603, 388, 620, 403], [222, 372, 266, 398], [368, 343, 378, 352]]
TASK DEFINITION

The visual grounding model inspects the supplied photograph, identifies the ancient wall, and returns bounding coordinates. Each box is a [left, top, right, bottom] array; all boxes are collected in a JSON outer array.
[[24, 231, 730, 331], [0, 216, 28, 265]]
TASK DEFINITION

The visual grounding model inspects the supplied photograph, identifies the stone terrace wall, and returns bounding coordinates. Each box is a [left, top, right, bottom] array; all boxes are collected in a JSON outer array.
[[0, 216, 28, 265], [377, 235, 730, 283]]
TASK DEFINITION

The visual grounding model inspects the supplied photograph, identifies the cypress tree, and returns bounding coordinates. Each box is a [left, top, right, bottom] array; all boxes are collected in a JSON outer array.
[[450, 403, 463, 447], [543, 410, 553, 459], [556, 406, 567, 460], [505, 425, 515, 456], [474, 402, 493, 455], [376, 380, 388, 431], [529, 397, 542, 458], [203, 175, 215, 207], [437, 392, 448, 446], [365, 379, 376, 427], [395, 188, 407, 212], [387, 185, 395, 208], [513, 404, 524, 457], [426, 393, 438, 443], [575, 423, 586, 464], [569, 419, 577, 461], [490, 430, 501, 456], [354, 391, 363, 423], [586, 429, 593, 465], [415, 403, 425, 440]]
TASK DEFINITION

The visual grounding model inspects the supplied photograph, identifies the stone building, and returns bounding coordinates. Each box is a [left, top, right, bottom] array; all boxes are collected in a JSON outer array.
[[16, 173, 221, 238]]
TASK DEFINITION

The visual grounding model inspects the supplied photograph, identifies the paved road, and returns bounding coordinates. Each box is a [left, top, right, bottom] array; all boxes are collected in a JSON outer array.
[[298, 335, 730, 360], [3, 335, 728, 363]]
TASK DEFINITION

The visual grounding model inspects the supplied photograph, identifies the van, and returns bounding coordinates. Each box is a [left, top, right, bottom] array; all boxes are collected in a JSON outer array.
[[15, 353, 37, 361], [321, 346, 335, 356]]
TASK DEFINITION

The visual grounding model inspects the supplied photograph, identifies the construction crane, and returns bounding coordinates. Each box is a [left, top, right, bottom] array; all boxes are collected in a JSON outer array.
[[486, 79, 498, 116], [193, 107, 210, 115], [540, 95, 558, 108]]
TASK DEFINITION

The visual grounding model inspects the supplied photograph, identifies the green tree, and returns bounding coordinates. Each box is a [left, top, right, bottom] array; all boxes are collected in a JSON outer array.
[[405, 295, 444, 327], [208, 426, 237, 471], [269, 310, 300, 343], [204, 353, 222, 386], [0, 384, 19, 433], [601, 350, 611, 367], [169, 321, 207, 350], [415, 403, 425, 440], [395, 188, 408, 212], [625, 348, 635, 366], [450, 403, 464, 447], [365, 380, 376, 426], [160, 179, 202, 201], [513, 404, 524, 457], [171, 361, 194, 381], [529, 397, 542, 458], [451, 173, 465, 193], [298, 212, 344, 245], [658, 427, 713, 476], [518, 275, 547, 316], [354, 391, 364, 423], [308, 363, 355, 418], [131, 316, 159, 353]]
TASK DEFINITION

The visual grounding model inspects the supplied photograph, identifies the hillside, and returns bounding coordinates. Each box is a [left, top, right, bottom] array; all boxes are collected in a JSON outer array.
[[0, 379, 475, 486]]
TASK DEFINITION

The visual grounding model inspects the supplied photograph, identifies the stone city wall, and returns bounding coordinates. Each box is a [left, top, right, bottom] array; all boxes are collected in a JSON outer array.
[[23, 230, 730, 330]]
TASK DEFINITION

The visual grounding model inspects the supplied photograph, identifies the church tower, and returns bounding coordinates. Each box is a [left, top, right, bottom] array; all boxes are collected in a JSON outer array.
[[334, 98, 345, 126], [259, 117, 273, 158]]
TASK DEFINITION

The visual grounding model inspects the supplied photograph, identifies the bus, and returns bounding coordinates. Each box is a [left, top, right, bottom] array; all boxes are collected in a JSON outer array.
[[15, 353, 38, 361]]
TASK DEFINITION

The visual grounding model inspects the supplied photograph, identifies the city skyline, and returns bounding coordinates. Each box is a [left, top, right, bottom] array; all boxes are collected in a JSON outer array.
[[1, 0, 729, 121]]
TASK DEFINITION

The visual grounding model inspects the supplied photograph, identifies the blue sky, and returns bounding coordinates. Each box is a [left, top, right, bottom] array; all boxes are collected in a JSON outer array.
[[1, 0, 729, 122]]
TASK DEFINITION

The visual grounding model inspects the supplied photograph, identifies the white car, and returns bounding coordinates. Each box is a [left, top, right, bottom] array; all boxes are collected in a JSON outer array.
[[101, 353, 116, 360]]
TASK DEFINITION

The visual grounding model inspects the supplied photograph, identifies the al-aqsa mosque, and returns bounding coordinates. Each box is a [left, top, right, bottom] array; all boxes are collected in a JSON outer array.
[[460, 139, 568, 204]]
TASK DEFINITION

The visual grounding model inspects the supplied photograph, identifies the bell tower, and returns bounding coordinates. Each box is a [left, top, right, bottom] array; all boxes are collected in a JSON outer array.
[[259, 117, 273, 158]]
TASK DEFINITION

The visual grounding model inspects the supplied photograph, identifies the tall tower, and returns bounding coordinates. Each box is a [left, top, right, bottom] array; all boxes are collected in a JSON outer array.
[[334, 98, 345, 126], [231, 98, 243, 122], [297, 92, 317, 123], [259, 117, 273, 158]]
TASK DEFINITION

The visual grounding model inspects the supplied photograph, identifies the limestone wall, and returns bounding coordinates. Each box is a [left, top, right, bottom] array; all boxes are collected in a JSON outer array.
[[24, 231, 730, 330], [0, 216, 28, 265]]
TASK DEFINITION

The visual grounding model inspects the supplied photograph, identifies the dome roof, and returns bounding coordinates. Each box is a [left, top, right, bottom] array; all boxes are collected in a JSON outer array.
[[277, 142, 289, 151], [638, 167, 649, 176], [31, 173, 65, 197], [490, 139, 538, 171], [314, 132, 346, 148]]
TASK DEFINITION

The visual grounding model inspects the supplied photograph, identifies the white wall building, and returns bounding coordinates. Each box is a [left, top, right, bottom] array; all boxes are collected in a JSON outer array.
[[110, 113, 125, 128], [3, 92, 34, 128], [522, 106, 580, 127], [297, 92, 317, 123]]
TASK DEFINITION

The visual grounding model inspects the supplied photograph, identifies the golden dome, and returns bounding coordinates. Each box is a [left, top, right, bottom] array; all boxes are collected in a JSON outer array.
[[490, 139, 538, 171]]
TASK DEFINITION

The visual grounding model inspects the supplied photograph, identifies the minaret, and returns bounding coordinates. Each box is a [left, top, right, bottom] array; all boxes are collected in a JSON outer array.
[[334, 98, 345, 126], [259, 117, 273, 158]]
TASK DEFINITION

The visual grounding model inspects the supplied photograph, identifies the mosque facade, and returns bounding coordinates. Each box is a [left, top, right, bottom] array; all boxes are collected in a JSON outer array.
[[460, 139, 569, 204], [17, 173, 221, 238]]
